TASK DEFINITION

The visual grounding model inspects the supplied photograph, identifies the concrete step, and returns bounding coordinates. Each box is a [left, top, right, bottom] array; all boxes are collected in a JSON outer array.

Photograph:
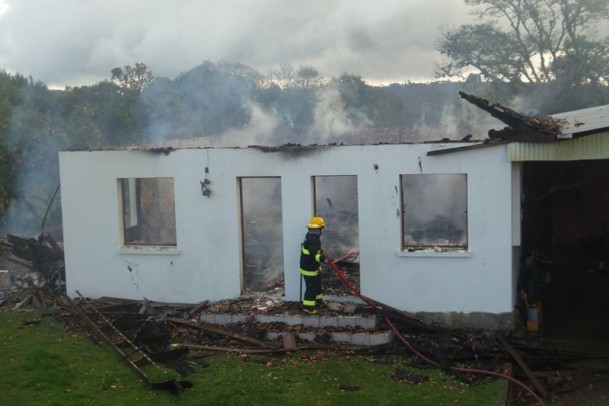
[[267, 329, 393, 347], [200, 311, 379, 329], [199, 305, 393, 347]]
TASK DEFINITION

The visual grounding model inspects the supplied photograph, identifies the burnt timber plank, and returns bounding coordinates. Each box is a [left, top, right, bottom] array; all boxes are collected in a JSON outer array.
[[498, 335, 548, 399], [167, 317, 280, 349]]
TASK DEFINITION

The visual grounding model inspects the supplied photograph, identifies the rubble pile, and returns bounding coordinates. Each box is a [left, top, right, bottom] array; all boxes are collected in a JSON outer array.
[[1, 238, 608, 401], [3, 286, 609, 401], [323, 253, 360, 296], [0, 233, 65, 296]]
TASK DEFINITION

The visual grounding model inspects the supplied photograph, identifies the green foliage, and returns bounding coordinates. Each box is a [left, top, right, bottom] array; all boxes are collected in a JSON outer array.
[[0, 311, 173, 405], [0, 311, 505, 406], [553, 37, 609, 87], [111, 62, 154, 98], [325, 74, 411, 129], [437, 0, 609, 86], [262, 64, 327, 90], [0, 71, 27, 213], [255, 84, 318, 129], [384, 81, 468, 128], [137, 61, 259, 139], [0, 76, 66, 232], [437, 23, 523, 82], [61, 81, 140, 147], [1, 118, 49, 231], [254, 64, 326, 130], [333, 74, 376, 123]]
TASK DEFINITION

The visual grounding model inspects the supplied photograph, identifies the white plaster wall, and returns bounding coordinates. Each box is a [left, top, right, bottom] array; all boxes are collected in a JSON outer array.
[[354, 145, 515, 313], [59, 143, 516, 313]]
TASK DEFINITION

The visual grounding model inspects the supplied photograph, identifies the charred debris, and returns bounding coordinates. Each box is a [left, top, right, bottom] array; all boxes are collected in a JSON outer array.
[[2, 277, 609, 400], [1, 233, 608, 400], [0, 233, 65, 299], [459, 91, 566, 142]]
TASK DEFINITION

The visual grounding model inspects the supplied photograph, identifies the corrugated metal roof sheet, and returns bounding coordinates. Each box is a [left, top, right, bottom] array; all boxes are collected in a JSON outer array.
[[508, 131, 609, 161], [552, 104, 609, 138]]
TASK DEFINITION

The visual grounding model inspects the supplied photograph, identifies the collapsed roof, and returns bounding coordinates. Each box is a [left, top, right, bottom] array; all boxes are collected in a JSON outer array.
[[459, 92, 565, 142], [459, 91, 609, 142]]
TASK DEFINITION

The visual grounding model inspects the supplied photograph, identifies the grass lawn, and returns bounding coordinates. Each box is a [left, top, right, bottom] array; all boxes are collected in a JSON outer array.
[[0, 309, 506, 405]]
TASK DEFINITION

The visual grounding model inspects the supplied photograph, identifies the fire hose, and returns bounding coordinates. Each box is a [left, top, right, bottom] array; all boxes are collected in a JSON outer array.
[[323, 252, 546, 406]]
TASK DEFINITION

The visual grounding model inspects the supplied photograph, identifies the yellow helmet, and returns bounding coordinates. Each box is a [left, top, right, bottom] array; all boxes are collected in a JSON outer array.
[[307, 216, 325, 229]]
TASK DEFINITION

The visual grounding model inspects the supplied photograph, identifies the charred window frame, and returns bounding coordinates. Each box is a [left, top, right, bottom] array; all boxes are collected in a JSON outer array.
[[119, 177, 177, 247], [401, 174, 468, 250]]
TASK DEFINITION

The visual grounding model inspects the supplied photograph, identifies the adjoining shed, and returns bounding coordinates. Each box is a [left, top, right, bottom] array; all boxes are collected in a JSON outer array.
[[58, 95, 609, 333], [449, 94, 609, 338], [510, 105, 609, 340]]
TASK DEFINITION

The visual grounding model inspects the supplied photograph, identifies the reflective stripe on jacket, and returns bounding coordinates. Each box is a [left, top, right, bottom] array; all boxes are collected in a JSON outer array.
[[299, 268, 318, 276], [299, 243, 321, 276]]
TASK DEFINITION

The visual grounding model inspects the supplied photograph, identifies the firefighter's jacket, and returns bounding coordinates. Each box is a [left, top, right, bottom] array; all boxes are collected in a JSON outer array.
[[299, 232, 324, 276]]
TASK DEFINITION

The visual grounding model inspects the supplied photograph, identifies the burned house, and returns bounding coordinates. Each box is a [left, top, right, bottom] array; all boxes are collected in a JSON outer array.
[[58, 95, 609, 333]]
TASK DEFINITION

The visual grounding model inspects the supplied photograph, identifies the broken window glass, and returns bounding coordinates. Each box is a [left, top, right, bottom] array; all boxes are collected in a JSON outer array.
[[401, 174, 467, 249], [119, 177, 177, 246]]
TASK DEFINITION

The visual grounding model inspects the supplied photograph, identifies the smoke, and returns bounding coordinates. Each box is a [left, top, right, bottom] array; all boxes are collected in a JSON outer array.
[[209, 103, 280, 148], [141, 101, 280, 150], [1, 145, 62, 237], [0, 86, 66, 237], [308, 86, 371, 143], [136, 61, 258, 144], [413, 103, 460, 141], [137, 63, 376, 149], [507, 94, 540, 117], [411, 90, 505, 142]]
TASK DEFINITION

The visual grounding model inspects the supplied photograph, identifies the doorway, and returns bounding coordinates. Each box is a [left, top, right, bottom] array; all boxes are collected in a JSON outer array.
[[313, 175, 360, 295], [239, 177, 284, 294], [521, 160, 609, 340]]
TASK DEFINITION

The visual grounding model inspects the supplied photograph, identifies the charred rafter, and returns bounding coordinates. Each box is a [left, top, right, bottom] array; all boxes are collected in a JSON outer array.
[[459, 91, 565, 142]]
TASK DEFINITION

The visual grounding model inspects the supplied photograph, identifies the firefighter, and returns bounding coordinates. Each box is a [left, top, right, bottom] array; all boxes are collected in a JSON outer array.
[[300, 216, 325, 314]]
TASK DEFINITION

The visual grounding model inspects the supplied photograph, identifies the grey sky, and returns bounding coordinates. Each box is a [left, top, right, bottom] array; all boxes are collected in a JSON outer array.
[[0, 0, 473, 88]]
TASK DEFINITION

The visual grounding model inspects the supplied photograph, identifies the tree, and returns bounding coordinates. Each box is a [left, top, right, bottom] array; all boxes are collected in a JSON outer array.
[[111, 62, 154, 97], [109, 63, 155, 144], [263, 64, 327, 89], [0, 77, 67, 233], [136, 61, 260, 139], [295, 66, 326, 88], [61, 81, 139, 147], [0, 71, 26, 215], [436, 0, 609, 86], [552, 37, 609, 86], [267, 63, 296, 89]]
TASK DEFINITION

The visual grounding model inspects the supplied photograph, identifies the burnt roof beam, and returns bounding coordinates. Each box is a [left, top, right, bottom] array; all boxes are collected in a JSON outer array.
[[459, 91, 562, 141]]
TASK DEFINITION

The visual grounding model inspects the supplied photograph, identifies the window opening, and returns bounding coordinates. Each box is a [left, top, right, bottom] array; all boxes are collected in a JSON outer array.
[[119, 177, 177, 246], [401, 174, 467, 249], [239, 177, 284, 293]]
